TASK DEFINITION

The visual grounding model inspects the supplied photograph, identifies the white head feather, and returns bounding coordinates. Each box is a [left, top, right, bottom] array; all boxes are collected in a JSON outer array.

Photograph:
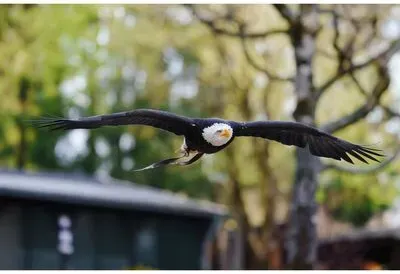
[[202, 123, 233, 146]]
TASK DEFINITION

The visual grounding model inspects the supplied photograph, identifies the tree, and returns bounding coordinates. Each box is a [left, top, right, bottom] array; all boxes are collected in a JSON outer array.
[[0, 5, 99, 170], [2, 5, 400, 269], [0, 5, 216, 198], [188, 4, 400, 269]]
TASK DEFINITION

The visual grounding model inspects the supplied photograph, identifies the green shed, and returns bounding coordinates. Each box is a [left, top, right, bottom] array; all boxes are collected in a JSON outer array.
[[0, 169, 228, 270]]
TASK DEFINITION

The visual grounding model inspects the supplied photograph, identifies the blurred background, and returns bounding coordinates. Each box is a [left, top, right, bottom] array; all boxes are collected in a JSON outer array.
[[1, 3, 400, 270]]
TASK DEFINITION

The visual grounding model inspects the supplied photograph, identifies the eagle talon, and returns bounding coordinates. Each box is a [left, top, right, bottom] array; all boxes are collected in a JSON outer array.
[[178, 141, 192, 157], [176, 148, 189, 157]]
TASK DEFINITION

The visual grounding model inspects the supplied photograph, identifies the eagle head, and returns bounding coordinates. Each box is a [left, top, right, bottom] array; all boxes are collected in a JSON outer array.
[[202, 123, 233, 146]]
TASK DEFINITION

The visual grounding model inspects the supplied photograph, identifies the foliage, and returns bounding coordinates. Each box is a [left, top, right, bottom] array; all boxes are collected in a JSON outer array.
[[0, 4, 215, 199], [318, 173, 395, 227]]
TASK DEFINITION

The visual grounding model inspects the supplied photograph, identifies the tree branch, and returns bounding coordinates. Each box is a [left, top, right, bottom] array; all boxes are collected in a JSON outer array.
[[320, 38, 400, 134], [325, 6, 358, 72], [332, 9, 342, 61], [239, 26, 294, 82], [318, 6, 378, 26], [273, 4, 296, 24], [350, 13, 377, 54], [213, 32, 250, 92], [316, 59, 375, 99], [382, 105, 400, 118], [355, 18, 377, 53], [322, 145, 400, 174], [186, 4, 288, 39], [349, 72, 368, 96], [316, 38, 400, 99], [321, 69, 390, 134]]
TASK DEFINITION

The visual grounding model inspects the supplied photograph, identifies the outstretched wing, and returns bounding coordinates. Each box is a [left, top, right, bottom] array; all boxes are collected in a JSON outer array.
[[31, 108, 196, 136], [234, 120, 384, 164]]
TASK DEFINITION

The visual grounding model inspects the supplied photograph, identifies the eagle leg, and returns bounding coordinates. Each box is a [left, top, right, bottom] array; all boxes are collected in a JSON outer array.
[[132, 156, 185, 172], [132, 152, 204, 172], [177, 152, 204, 166]]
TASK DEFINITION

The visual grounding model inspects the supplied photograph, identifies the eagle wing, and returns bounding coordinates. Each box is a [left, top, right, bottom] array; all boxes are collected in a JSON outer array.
[[233, 120, 384, 164], [31, 108, 196, 136]]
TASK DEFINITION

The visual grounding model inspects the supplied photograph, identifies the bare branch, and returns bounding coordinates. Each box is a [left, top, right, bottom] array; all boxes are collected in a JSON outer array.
[[316, 59, 374, 98], [342, 17, 360, 59], [322, 146, 400, 174], [332, 10, 342, 61], [318, 6, 378, 26], [317, 37, 398, 134], [353, 15, 378, 53], [349, 73, 368, 96], [273, 4, 296, 24], [316, 39, 400, 99], [320, 37, 399, 134], [344, 28, 371, 97], [239, 26, 294, 82], [186, 5, 295, 83], [317, 6, 378, 63], [321, 69, 390, 134], [212, 32, 250, 92], [382, 105, 400, 118], [323, 6, 358, 71], [186, 4, 288, 39]]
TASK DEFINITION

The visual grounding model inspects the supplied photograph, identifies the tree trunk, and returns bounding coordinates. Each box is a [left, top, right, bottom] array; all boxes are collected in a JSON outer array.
[[225, 147, 270, 269], [16, 122, 26, 169], [285, 5, 320, 269], [285, 149, 320, 269], [16, 77, 29, 170]]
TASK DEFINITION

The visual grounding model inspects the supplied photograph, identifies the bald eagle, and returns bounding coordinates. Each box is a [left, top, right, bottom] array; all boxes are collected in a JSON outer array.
[[32, 108, 384, 171]]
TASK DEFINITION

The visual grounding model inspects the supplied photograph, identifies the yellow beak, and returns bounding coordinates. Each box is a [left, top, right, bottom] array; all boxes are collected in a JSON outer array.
[[220, 129, 231, 138]]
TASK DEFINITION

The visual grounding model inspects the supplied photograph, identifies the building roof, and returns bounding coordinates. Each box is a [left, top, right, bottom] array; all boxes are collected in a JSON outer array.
[[0, 169, 228, 218], [320, 226, 400, 243]]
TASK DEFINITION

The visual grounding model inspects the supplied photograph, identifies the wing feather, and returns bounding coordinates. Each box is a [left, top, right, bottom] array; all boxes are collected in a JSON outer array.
[[326, 139, 353, 163], [310, 136, 329, 158], [307, 136, 320, 156], [30, 109, 195, 136], [234, 120, 384, 164]]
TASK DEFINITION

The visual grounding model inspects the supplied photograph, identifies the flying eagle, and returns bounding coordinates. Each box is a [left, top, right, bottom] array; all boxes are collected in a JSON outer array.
[[32, 108, 384, 171]]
